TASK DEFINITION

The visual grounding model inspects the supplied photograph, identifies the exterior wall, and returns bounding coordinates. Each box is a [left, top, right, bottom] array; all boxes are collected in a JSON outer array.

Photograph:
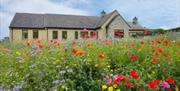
[[101, 11, 130, 39], [10, 28, 99, 42], [11, 29, 22, 42], [97, 28, 106, 40]]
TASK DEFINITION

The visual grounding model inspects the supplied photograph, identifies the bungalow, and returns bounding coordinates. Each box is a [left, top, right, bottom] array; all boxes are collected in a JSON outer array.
[[9, 10, 145, 42]]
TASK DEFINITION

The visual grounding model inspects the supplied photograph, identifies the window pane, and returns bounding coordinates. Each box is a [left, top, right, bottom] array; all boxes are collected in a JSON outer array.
[[22, 29, 28, 39], [62, 31, 67, 39], [90, 32, 93, 37], [75, 31, 78, 39], [80, 32, 88, 38], [53, 31, 58, 39], [33, 30, 38, 39]]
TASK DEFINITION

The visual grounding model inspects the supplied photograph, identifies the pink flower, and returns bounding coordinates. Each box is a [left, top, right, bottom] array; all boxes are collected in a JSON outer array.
[[162, 81, 170, 88], [106, 78, 112, 85], [113, 74, 123, 82]]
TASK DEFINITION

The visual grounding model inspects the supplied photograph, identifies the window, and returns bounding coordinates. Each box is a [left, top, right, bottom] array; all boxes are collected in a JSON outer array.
[[22, 29, 28, 39], [62, 31, 67, 39], [75, 31, 78, 39], [80, 32, 88, 38], [114, 30, 124, 38], [90, 31, 93, 37], [33, 30, 38, 39], [53, 31, 58, 39]]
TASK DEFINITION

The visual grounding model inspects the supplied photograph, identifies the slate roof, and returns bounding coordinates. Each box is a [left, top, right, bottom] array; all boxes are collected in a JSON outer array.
[[127, 22, 144, 29], [10, 11, 113, 29]]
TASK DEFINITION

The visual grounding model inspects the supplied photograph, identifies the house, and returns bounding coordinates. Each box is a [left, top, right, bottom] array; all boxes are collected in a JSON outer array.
[[9, 10, 145, 42]]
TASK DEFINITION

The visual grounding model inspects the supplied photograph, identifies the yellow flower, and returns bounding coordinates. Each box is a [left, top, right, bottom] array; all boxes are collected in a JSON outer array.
[[108, 86, 113, 91], [113, 84, 117, 88], [176, 85, 179, 91], [137, 48, 142, 52], [95, 64, 98, 67], [102, 85, 107, 89], [16, 51, 22, 56], [53, 59, 61, 64], [116, 89, 121, 91]]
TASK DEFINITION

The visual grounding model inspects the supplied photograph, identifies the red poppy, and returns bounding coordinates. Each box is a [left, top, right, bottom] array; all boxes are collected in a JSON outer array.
[[130, 56, 138, 61], [86, 44, 90, 47], [140, 41, 145, 45], [154, 49, 163, 55], [72, 49, 78, 54], [166, 77, 174, 84], [148, 81, 156, 89], [153, 79, 160, 85], [98, 54, 105, 59], [125, 82, 135, 89], [147, 79, 160, 89], [130, 43, 136, 46], [38, 45, 43, 48], [85, 35, 91, 39], [151, 58, 158, 63], [93, 31, 97, 36], [129, 70, 140, 79]]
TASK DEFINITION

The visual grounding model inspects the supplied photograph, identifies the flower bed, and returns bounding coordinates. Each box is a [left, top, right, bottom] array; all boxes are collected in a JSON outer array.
[[0, 35, 180, 91]]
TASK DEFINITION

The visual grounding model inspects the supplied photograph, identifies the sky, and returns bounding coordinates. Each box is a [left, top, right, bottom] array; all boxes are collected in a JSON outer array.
[[0, 0, 180, 39]]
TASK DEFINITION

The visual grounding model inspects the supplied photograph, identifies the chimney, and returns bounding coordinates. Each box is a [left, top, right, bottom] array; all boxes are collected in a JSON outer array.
[[101, 10, 106, 17], [133, 16, 138, 25]]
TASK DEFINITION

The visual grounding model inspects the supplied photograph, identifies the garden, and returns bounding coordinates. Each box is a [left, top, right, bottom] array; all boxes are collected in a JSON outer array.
[[0, 34, 180, 91]]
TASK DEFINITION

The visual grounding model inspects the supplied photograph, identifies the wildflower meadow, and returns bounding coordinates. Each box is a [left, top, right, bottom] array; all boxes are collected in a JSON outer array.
[[0, 34, 180, 91]]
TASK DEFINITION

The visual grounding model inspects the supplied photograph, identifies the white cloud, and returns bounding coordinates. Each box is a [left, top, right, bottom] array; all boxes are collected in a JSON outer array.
[[112, 0, 180, 29], [0, 0, 90, 39]]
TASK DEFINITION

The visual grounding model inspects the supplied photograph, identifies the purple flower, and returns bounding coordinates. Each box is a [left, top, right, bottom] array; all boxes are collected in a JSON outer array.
[[162, 81, 170, 88]]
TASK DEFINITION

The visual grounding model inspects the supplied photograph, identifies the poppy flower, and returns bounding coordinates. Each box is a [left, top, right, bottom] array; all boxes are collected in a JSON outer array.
[[38, 45, 43, 48], [130, 56, 138, 61], [72, 49, 78, 54], [148, 81, 156, 89], [125, 82, 135, 89], [130, 43, 136, 46], [166, 77, 174, 84], [147, 79, 160, 89], [86, 44, 90, 47], [140, 41, 145, 45], [129, 70, 140, 79], [85, 35, 91, 39], [154, 49, 163, 55], [98, 54, 105, 59], [153, 79, 160, 85], [151, 58, 158, 63], [93, 31, 97, 36]]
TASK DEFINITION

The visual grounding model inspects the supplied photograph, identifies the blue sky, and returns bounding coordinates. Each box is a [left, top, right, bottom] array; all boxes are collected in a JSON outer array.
[[0, 0, 180, 39]]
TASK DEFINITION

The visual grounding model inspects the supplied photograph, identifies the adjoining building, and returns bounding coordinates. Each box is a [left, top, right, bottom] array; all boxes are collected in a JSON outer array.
[[9, 10, 146, 42]]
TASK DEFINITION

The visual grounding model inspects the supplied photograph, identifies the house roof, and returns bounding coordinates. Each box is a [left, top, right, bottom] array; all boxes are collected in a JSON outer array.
[[10, 11, 113, 29], [10, 10, 144, 30], [127, 22, 144, 29]]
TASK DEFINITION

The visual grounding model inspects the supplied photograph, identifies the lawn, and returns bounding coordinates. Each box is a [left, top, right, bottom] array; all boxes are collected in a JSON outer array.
[[0, 35, 180, 91]]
